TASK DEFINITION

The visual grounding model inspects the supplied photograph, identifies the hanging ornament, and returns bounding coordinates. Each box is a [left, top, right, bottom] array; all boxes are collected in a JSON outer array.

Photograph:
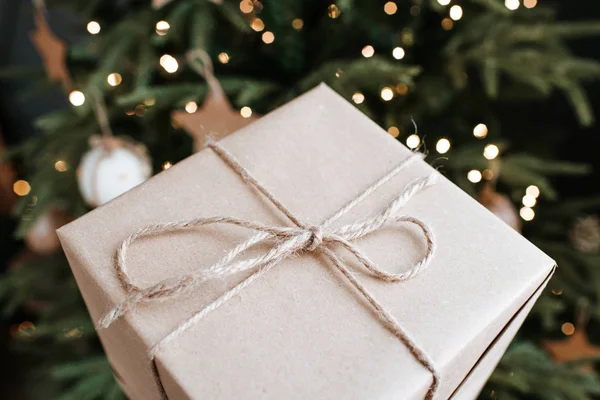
[[78, 90, 151, 207], [29, 0, 72, 91], [477, 184, 521, 231], [543, 311, 600, 371], [570, 216, 600, 253], [25, 205, 73, 254], [172, 49, 259, 152]]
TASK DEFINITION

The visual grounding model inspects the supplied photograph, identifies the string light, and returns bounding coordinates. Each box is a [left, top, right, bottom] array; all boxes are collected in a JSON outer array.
[[251, 18, 265, 32], [437, 0, 451, 5], [87, 21, 101, 34], [107, 73, 122, 87], [467, 170, 482, 183], [520, 207, 535, 221], [449, 5, 463, 20], [292, 18, 304, 30], [552, 288, 563, 295], [54, 160, 68, 172], [239, 0, 254, 13], [162, 161, 173, 170], [262, 31, 275, 44], [240, 106, 253, 118], [352, 92, 365, 104], [473, 123, 488, 138], [436, 138, 451, 154], [69, 90, 85, 106], [160, 54, 179, 73], [483, 144, 499, 160], [218, 52, 230, 64], [135, 104, 146, 117], [396, 83, 409, 95], [392, 47, 405, 60], [362, 45, 374, 58], [526, 185, 540, 198], [505, 0, 520, 10], [13, 180, 31, 196], [388, 127, 400, 137], [522, 194, 537, 207], [384, 2, 398, 15], [524, 0, 537, 8], [406, 134, 420, 149], [155, 20, 170, 36], [561, 322, 575, 336], [327, 4, 341, 18], [380, 87, 394, 101], [185, 101, 198, 113], [441, 18, 453, 31], [144, 98, 156, 106]]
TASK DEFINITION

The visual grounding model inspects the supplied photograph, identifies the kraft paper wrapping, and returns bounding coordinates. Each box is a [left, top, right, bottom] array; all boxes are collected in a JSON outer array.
[[58, 84, 555, 399]]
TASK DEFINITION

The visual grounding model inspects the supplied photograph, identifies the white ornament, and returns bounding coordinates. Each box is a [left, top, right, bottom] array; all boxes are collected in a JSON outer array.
[[78, 136, 151, 207]]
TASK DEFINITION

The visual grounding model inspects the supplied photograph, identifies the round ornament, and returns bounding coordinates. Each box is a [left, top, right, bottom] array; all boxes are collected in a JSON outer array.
[[25, 206, 73, 254], [78, 136, 151, 207], [477, 184, 521, 231]]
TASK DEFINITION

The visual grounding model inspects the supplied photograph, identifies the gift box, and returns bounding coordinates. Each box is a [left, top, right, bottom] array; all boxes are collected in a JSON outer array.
[[57, 84, 555, 400]]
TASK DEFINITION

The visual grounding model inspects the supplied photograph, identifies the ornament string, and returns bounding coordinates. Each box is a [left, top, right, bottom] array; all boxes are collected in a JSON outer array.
[[100, 141, 441, 400], [186, 49, 225, 99]]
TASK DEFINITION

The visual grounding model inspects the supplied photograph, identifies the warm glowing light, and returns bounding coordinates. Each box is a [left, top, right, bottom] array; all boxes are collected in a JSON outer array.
[[523, 0, 537, 8], [69, 90, 85, 106], [473, 123, 488, 138], [54, 160, 68, 172], [292, 18, 304, 30], [520, 207, 535, 221], [396, 83, 409, 95], [239, 0, 253, 13], [561, 322, 575, 336], [449, 5, 463, 20], [218, 52, 230, 64], [436, 138, 451, 154], [251, 18, 265, 32], [160, 54, 179, 73], [441, 18, 453, 31], [392, 47, 405, 60], [406, 134, 420, 149], [107, 73, 122, 87], [482, 169, 494, 180], [381, 87, 394, 101], [362, 45, 375, 58], [162, 161, 172, 170], [13, 180, 31, 196], [240, 106, 253, 118], [437, 0, 451, 5], [185, 101, 198, 114], [384, 2, 398, 15], [552, 288, 563, 295], [522, 195, 537, 207], [467, 170, 482, 183], [505, 0, 520, 10], [328, 4, 341, 18], [388, 127, 400, 137], [155, 20, 170, 36], [484, 144, 499, 160], [87, 21, 101, 34], [526, 185, 540, 198], [262, 31, 275, 44], [352, 92, 365, 104], [144, 98, 156, 106]]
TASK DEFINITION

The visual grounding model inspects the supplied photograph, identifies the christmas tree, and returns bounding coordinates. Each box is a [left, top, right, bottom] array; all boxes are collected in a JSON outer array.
[[2, 0, 600, 398]]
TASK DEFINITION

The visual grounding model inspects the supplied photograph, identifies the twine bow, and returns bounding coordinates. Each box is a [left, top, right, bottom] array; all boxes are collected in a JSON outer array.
[[100, 141, 441, 399]]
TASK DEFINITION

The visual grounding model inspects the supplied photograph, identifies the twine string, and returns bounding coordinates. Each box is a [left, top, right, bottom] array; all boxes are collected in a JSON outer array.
[[186, 49, 225, 99], [100, 141, 440, 399]]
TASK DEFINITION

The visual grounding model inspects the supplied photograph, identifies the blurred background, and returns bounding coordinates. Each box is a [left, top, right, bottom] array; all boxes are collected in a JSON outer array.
[[1, 0, 600, 399]]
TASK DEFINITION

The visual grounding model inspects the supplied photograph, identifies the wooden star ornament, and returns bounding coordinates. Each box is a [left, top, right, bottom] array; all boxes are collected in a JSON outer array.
[[172, 50, 259, 152], [29, 8, 71, 90], [543, 314, 600, 371]]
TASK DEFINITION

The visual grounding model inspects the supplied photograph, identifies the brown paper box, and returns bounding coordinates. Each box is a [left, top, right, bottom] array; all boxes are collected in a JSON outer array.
[[58, 84, 555, 400]]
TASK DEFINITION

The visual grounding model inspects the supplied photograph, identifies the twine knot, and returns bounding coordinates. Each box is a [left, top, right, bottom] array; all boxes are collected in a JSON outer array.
[[100, 142, 440, 400], [306, 226, 324, 251]]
